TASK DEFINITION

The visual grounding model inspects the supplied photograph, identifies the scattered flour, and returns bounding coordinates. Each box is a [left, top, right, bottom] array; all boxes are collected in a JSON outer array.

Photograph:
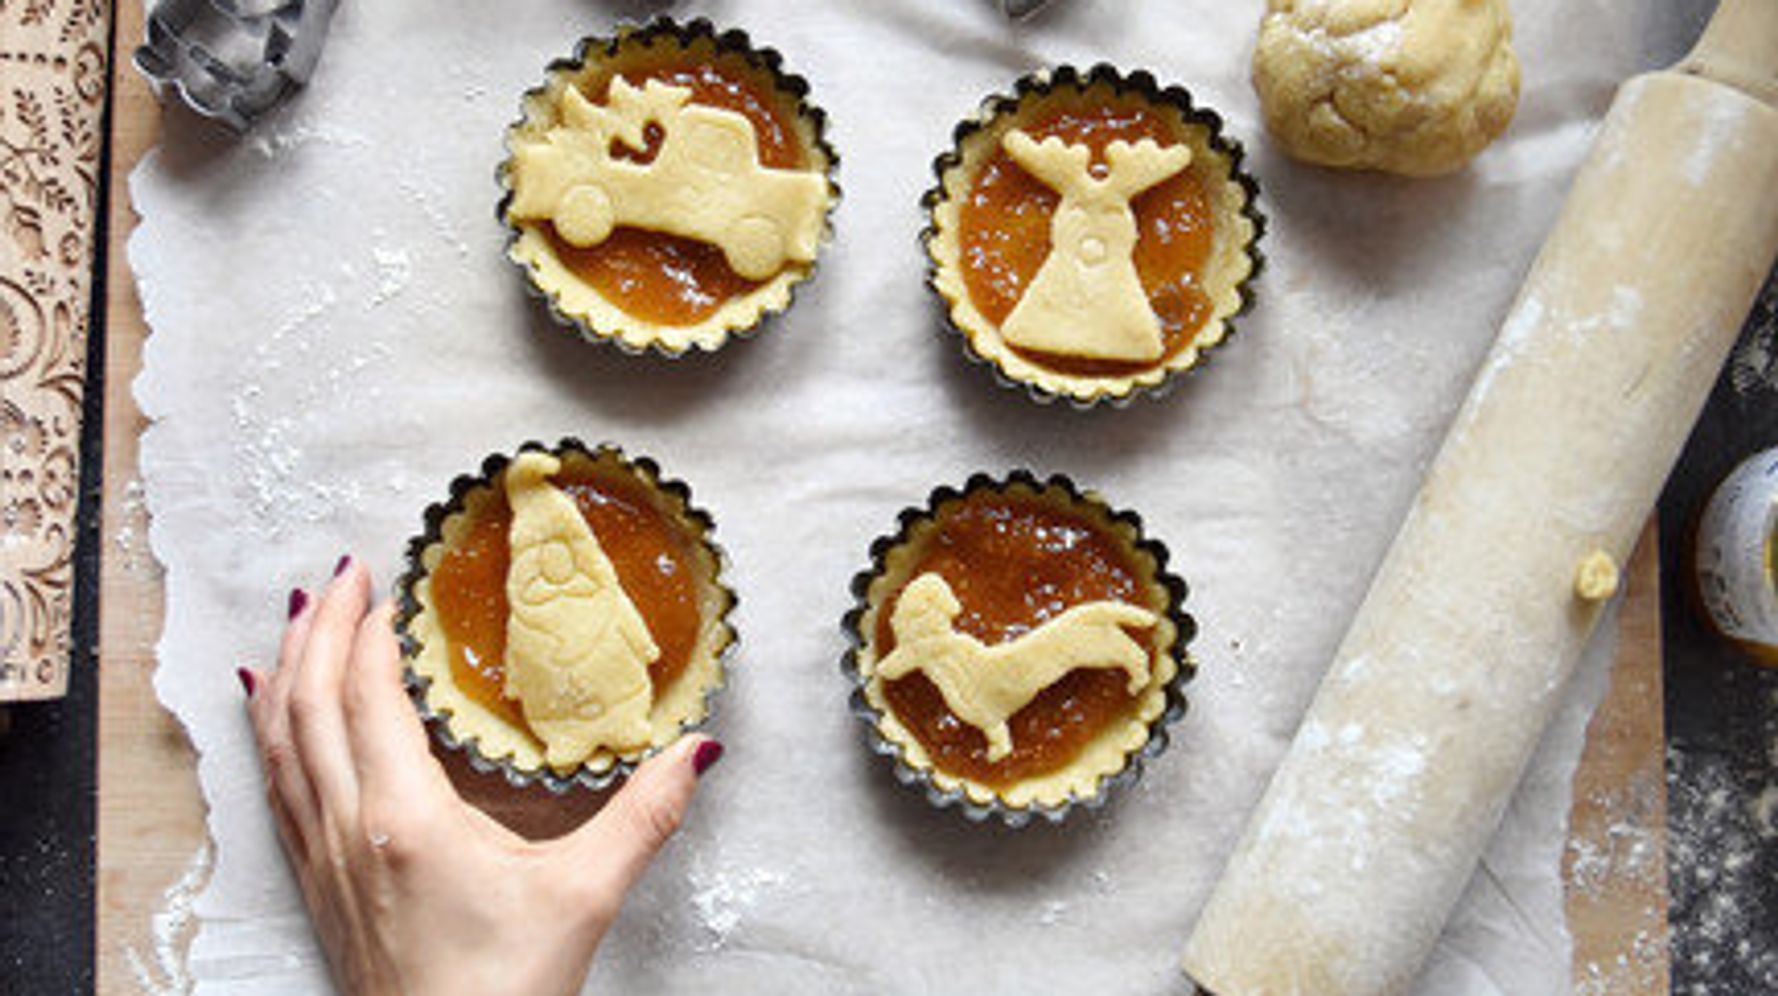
[[224, 278, 394, 536], [1574, 926, 1666, 996], [1280, 17, 1402, 66], [687, 861, 786, 950], [1564, 753, 1668, 996], [398, 178, 471, 258], [1339, 21, 1403, 64], [1754, 785, 1778, 840], [370, 247, 412, 305], [1666, 745, 1778, 994], [1607, 286, 1643, 334], [1727, 277, 1777, 402], [125, 843, 211, 996], [1565, 815, 1662, 900], [248, 123, 371, 159], [1682, 92, 1750, 188], [113, 478, 158, 575]]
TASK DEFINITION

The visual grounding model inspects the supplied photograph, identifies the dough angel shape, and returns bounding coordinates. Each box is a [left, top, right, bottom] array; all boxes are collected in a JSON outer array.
[[876, 573, 1159, 762], [503, 451, 659, 767], [1000, 130, 1191, 363], [507, 77, 829, 280]]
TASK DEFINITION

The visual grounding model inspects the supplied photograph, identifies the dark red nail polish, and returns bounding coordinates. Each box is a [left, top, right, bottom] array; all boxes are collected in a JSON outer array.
[[334, 554, 352, 577], [287, 588, 307, 618], [692, 739, 724, 776], [236, 667, 256, 698]]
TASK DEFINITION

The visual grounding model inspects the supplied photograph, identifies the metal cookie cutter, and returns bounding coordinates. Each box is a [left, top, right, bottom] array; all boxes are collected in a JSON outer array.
[[1000, 0, 1056, 19], [134, 0, 341, 131]]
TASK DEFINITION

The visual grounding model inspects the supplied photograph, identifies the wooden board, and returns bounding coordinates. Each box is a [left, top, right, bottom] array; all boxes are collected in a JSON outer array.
[[1564, 525, 1672, 993], [90, 4, 1670, 987], [96, 1, 207, 991]]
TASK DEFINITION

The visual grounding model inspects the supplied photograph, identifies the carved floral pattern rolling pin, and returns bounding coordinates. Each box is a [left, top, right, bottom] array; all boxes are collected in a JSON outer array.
[[1, 0, 110, 702]]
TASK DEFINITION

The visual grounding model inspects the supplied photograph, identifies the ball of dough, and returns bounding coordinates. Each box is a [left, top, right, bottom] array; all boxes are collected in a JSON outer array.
[[1252, 0, 1520, 177]]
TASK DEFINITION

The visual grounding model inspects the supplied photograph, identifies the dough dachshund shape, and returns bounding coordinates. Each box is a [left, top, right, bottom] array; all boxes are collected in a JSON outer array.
[[875, 572, 1159, 762]]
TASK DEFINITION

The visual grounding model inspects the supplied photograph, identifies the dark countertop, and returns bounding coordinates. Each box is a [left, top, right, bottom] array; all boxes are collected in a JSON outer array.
[[0, 298, 102, 994], [1660, 274, 1778, 996]]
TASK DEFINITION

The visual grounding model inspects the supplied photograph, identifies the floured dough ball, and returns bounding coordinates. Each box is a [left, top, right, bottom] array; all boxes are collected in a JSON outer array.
[[1252, 0, 1520, 176]]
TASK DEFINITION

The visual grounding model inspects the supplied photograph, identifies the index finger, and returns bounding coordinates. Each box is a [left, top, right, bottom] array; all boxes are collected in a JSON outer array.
[[343, 601, 451, 811]]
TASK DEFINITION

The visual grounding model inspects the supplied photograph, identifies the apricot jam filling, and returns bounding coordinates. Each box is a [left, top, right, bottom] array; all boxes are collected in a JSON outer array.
[[959, 102, 1216, 378], [429, 463, 703, 736], [541, 56, 810, 327], [875, 490, 1156, 787]]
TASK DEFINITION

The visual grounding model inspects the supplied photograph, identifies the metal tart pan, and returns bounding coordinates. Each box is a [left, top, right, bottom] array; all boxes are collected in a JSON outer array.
[[920, 64, 1266, 409], [495, 17, 841, 359], [393, 438, 738, 794], [840, 470, 1196, 826]]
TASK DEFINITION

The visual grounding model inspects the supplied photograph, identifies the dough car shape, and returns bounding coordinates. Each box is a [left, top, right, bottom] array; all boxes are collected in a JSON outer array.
[[508, 77, 829, 280]]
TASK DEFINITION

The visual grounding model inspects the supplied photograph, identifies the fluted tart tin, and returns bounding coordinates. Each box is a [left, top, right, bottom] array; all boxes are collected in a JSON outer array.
[[842, 471, 1196, 826], [922, 64, 1264, 409], [497, 18, 840, 358], [394, 439, 737, 793]]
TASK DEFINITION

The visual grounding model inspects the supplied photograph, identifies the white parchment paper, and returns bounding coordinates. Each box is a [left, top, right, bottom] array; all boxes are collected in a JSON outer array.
[[130, 1, 1703, 992]]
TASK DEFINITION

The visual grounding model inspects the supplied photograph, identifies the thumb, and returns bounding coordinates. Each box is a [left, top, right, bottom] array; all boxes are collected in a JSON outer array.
[[564, 735, 722, 900]]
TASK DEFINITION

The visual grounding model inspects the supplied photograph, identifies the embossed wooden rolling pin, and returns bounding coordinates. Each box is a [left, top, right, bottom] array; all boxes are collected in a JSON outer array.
[[0, 1, 112, 701], [1182, 3, 1778, 994]]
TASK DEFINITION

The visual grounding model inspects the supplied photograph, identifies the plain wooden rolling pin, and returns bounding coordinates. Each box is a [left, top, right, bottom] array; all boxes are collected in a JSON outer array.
[[1182, 3, 1778, 994]]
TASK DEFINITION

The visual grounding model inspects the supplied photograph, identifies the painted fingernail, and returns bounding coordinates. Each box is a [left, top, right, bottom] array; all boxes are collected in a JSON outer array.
[[287, 588, 307, 619], [333, 554, 352, 577], [236, 667, 257, 698], [692, 739, 724, 777]]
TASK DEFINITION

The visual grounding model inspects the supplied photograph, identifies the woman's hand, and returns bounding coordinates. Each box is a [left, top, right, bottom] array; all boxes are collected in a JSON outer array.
[[239, 557, 722, 996]]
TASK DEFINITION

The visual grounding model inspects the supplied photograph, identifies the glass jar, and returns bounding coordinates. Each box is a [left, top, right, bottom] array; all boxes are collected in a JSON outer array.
[[1695, 446, 1778, 664]]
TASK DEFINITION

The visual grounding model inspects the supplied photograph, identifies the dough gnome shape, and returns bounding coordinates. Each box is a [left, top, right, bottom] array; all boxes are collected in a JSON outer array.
[[876, 573, 1159, 761], [1251, 0, 1519, 176], [507, 77, 829, 280], [503, 451, 659, 767], [1000, 130, 1192, 362]]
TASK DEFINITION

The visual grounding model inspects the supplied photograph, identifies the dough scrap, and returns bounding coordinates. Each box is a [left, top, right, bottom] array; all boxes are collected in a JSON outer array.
[[503, 451, 659, 767], [875, 573, 1158, 761], [1574, 549, 1620, 602], [1251, 0, 1520, 176]]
